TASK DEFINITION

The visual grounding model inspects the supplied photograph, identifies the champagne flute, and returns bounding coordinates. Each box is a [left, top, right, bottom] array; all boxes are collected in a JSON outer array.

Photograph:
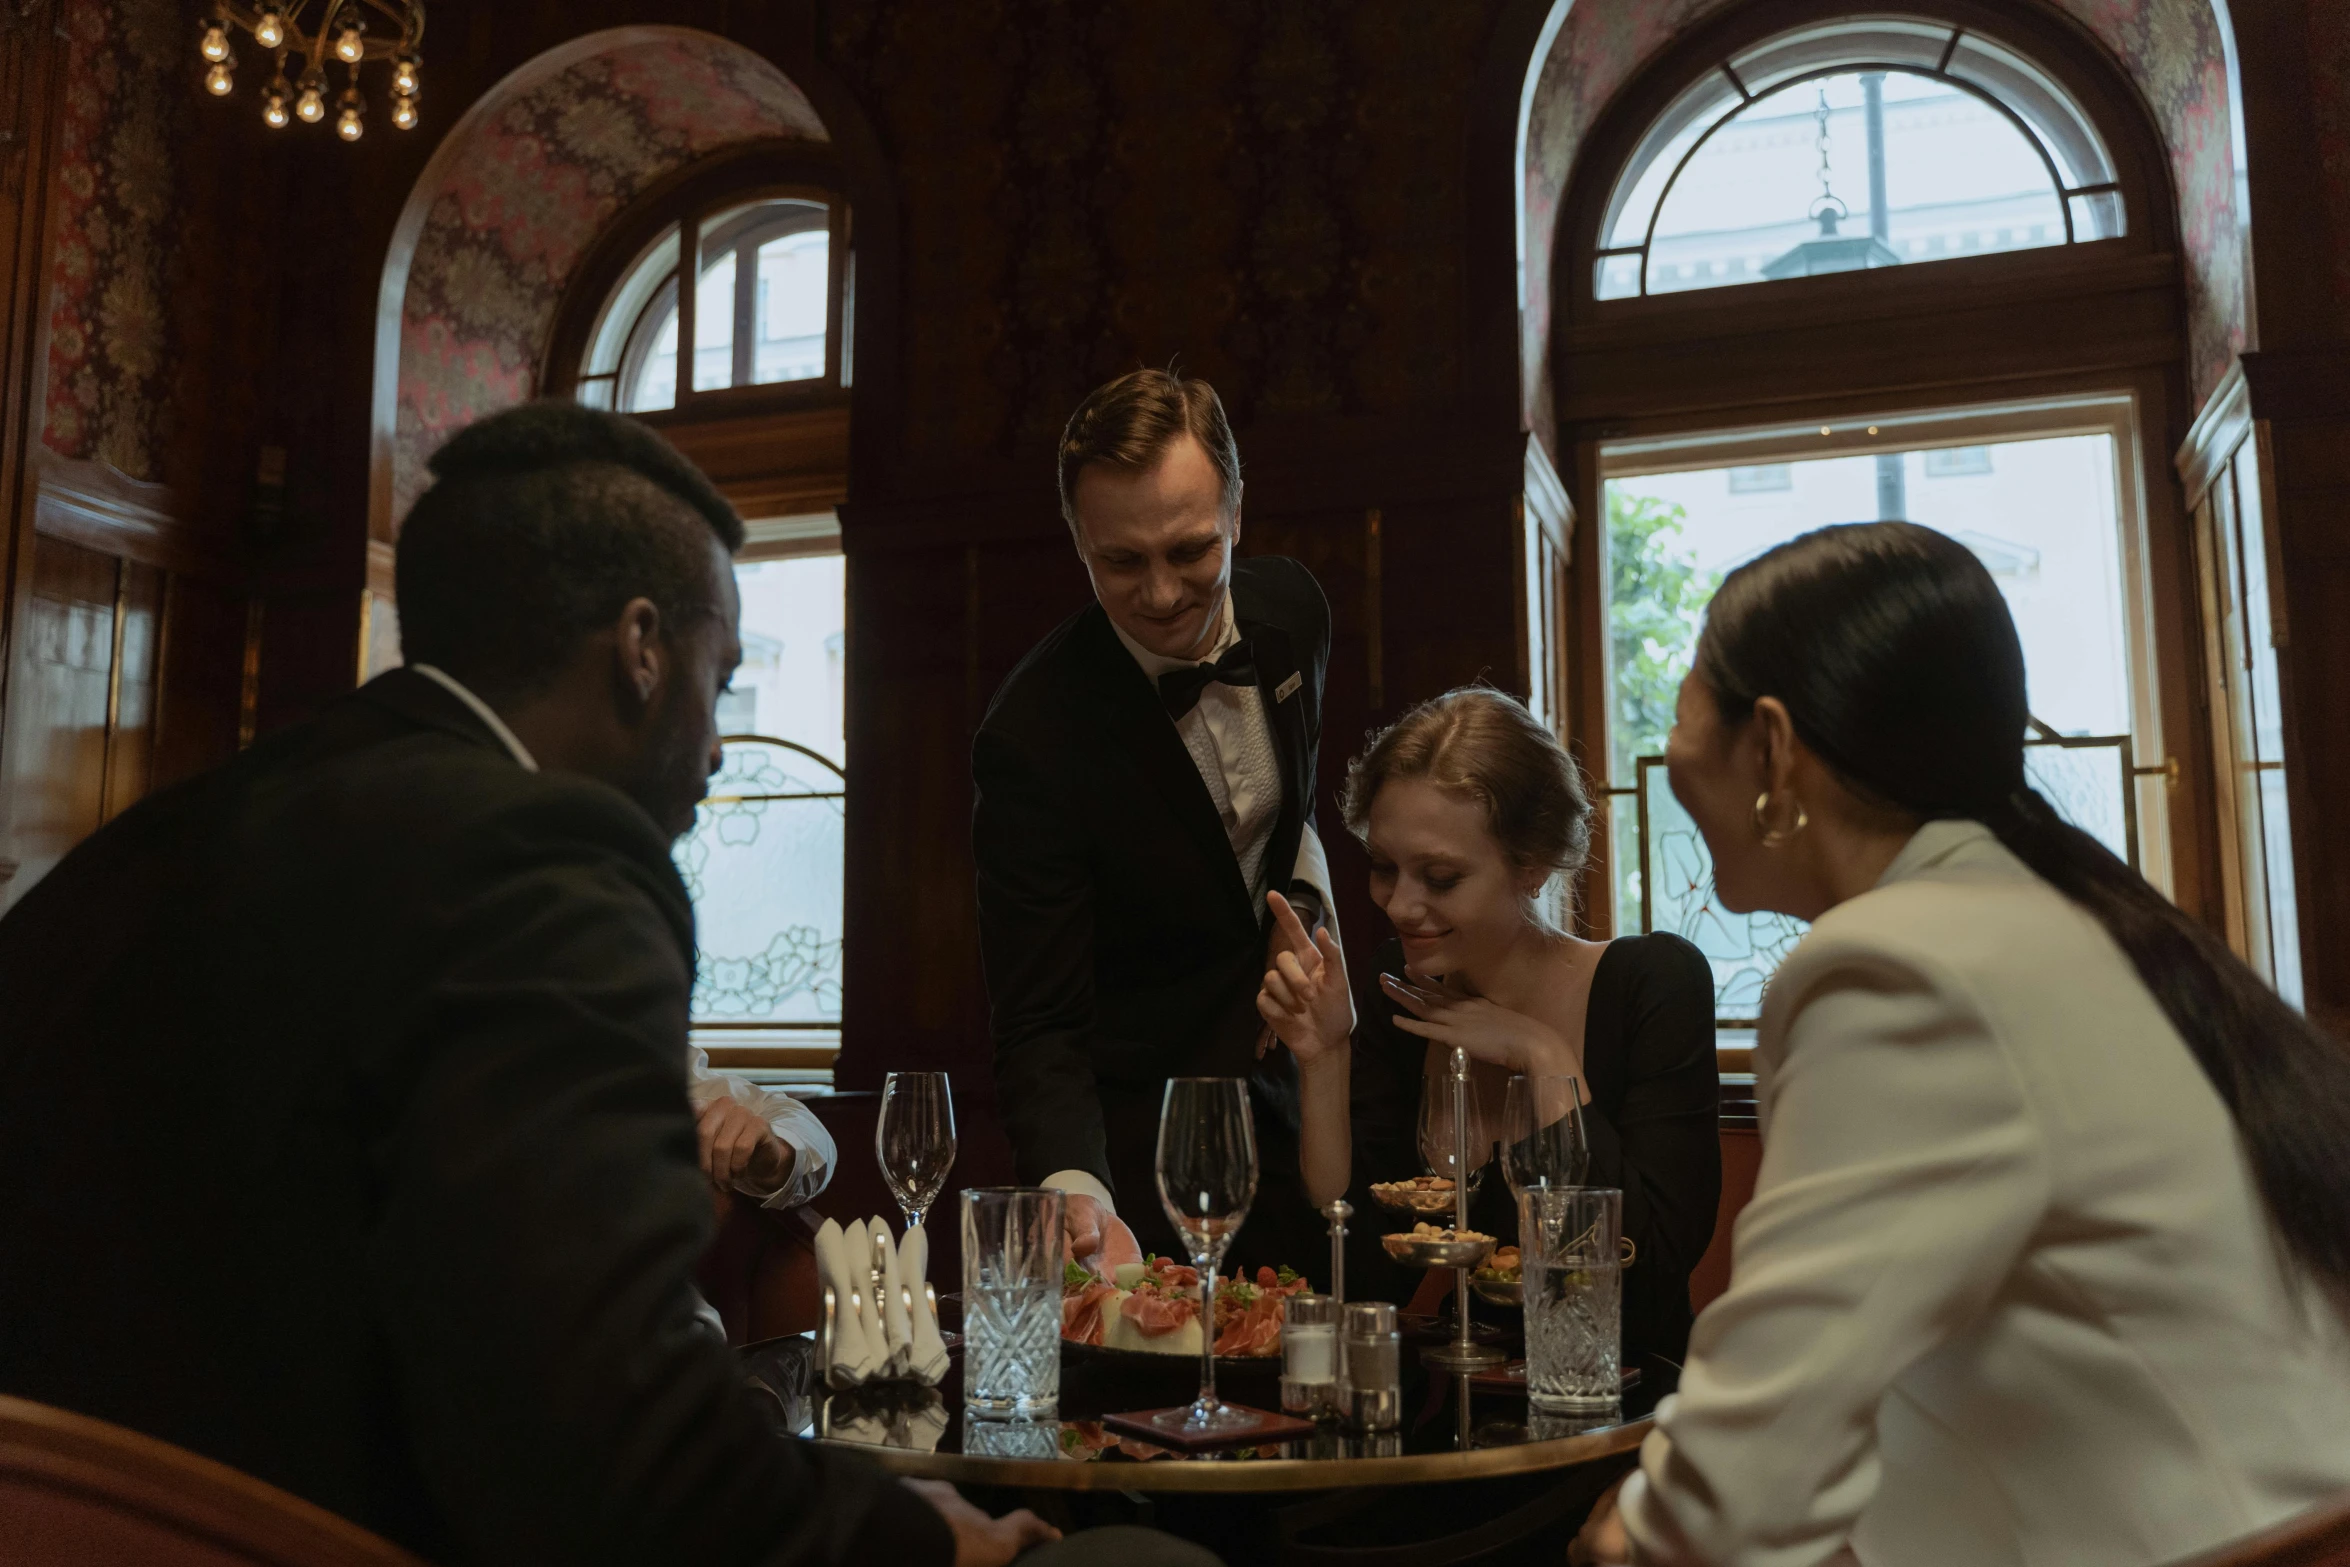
[[1501, 1073, 1588, 1199], [1418, 1066, 1488, 1201], [876, 1072, 957, 1229], [1154, 1077, 1259, 1434]]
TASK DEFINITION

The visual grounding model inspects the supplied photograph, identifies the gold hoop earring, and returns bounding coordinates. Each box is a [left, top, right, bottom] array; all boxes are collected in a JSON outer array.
[[1752, 790, 1809, 849]]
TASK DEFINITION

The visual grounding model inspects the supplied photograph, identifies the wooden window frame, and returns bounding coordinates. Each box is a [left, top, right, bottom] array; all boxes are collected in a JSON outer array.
[[1544, 0, 2216, 943], [545, 140, 852, 427]]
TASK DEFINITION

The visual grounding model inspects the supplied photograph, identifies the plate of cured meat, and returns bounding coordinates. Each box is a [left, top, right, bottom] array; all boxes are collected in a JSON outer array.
[[1060, 1255, 1309, 1367]]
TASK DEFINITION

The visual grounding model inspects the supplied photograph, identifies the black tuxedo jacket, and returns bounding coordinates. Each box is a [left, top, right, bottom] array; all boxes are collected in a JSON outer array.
[[973, 556, 1331, 1274], [0, 669, 949, 1567]]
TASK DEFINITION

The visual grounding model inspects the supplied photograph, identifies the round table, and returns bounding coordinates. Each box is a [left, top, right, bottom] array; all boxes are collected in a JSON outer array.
[[743, 1332, 1672, 1561]]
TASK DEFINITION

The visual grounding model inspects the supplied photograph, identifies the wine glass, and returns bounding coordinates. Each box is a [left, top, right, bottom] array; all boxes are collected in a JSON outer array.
[[877, 1072, 957, 1229], [1501, 1073, 1588, 1199], [1154, 1077, 1259, 1434], [1418, 1065, 1488, 1201]]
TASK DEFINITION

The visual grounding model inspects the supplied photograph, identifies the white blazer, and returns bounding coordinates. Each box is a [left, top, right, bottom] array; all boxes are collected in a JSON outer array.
[[1623, 820, 2350, 1567]]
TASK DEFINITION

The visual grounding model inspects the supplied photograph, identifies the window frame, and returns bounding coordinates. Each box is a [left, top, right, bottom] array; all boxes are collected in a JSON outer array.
[[1541, 0, 2217, 955], [1594, 393, 2180, 943], [545, 140, 853, 425], [1560, 0, 2169, 334]]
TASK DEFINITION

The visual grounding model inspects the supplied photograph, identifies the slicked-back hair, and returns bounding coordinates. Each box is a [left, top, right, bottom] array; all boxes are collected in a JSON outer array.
[[1057, 368, 1242, 531], [1696, 520, 2350, 1314], [395, 402, 744, 700]]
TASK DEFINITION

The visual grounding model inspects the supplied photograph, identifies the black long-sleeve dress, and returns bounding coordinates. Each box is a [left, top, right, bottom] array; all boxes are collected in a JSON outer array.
[[1346, 931, 1723, 1364]]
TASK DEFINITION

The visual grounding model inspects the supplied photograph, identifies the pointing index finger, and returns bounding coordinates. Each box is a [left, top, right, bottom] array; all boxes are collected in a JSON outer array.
[[1266, 889, 1315, 955]]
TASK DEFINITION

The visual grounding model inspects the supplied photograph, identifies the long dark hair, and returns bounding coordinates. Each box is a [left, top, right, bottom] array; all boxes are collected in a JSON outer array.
[[1695, 520, 2350, 1309]]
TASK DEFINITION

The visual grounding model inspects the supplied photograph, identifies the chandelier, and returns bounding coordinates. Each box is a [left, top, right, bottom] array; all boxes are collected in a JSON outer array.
[[198, 2, 425, 141]]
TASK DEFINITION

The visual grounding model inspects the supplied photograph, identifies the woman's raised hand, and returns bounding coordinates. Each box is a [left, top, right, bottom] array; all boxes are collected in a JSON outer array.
[[1257, 890, 1354, 1069], [1379, 971, 1581, 1079]]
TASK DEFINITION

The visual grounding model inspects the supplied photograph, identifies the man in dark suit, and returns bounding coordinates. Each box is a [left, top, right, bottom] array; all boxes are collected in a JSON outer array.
[[974, 370, 1343, 1278], [0, 405, 1065, 1567]]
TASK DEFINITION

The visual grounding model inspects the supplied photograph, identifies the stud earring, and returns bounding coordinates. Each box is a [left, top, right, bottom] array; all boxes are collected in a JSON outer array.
[[1752, 790, 1809, 848]]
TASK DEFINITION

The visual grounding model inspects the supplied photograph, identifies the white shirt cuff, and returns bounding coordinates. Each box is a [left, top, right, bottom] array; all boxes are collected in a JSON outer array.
[[685, 1048, 837, 1210], [1041, 1169, 1116, 1214], [1293, 823, 1341, 946]]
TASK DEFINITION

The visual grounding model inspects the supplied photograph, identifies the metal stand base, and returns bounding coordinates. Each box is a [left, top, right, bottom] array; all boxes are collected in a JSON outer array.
[[1421, 1340, 1506, 1372]]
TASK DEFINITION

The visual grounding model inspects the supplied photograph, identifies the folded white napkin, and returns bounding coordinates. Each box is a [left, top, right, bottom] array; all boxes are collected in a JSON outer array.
[[874, 1218, 913, 1378], [901, 1400, 949, 1453], [899, 1225, 951, 1383], [813, 1218, 883, 1386], [815, 1216, 950, 1388], [852, 1219, 888, 1369]]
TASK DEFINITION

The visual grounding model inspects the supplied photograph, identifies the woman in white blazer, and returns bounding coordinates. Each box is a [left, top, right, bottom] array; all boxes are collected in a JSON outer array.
[[1576, 521, 2350, 1567]]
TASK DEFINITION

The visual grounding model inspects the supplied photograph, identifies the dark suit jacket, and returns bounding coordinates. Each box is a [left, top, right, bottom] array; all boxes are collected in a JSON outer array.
[[972, 556, 1331, 1275], [0, 669, 950, 1567]]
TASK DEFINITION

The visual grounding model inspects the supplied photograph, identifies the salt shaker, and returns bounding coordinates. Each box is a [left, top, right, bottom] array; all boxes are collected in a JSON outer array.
[[1342, 1301, 1402, 1431], [1280, 1293, 1341, 1417]]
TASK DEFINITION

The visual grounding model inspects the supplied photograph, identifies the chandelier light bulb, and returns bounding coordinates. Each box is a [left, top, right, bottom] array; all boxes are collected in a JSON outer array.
[[200, 23, 230, 62], [263, 92, 289, 128], [254, 9, 285, 48], [335, 22, 365, 64], [296, 81, 325, 122], [204, 60, 235, 96], [391, 56, 419, 97], [336, 89, 365, 141], [391, 96, 418, 131]]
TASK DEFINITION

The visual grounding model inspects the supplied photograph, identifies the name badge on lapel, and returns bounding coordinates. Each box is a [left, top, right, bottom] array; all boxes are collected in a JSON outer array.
[[1274, 672, 1302, 704]]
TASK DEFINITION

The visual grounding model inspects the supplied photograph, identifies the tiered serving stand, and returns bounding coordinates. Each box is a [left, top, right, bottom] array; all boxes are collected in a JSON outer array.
[[1376, 1046, 1505, 1372]]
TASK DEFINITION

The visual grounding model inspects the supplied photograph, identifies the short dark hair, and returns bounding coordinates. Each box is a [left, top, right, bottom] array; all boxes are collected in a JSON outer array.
[[395, 402, 743, 698], [1056, 368, 1241, 530]]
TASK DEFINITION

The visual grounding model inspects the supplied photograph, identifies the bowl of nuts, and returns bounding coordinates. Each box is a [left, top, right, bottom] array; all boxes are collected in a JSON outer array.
[[1369, 1174, 1472, 1221], [1382, 1222, 1496, 1269]]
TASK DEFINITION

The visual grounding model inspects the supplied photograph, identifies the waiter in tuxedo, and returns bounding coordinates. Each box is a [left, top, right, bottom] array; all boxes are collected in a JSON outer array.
[[974, 369, 1342, 1276]]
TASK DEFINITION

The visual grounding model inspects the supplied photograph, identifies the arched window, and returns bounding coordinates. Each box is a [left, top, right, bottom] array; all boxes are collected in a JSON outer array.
[[548, 143, 854, 1075], [1593, 19, 2126, 300], [1543, 5, 2204, 1037], [573, 186, 847, 414]]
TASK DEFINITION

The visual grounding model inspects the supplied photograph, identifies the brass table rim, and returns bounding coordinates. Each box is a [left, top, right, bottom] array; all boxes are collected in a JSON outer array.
[[812, 1414, 1653, 1493]]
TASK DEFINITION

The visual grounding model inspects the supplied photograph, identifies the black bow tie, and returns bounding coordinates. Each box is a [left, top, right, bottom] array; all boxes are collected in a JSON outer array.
[[1158, 639, 1259, 719]]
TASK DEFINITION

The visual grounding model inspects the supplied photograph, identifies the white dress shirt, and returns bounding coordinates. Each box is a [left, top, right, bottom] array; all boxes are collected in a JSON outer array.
[[1041, 595, 1340, 1216], [409, 663, 835, 1211], [1623, 819, 2350, 1567]]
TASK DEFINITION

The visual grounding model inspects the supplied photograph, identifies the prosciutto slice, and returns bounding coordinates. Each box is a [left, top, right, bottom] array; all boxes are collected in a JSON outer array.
[[1119, 1288, 1200, 1336], [1061, 1280, 1119, 1347]]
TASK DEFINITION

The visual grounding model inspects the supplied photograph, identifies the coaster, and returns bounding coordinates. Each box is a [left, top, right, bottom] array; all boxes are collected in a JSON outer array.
[[1469, 1363, 1644, 1393], [1101, 1403, 1317, 1451]]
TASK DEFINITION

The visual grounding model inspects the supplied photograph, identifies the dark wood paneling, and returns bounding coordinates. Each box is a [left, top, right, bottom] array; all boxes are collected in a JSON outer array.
[[152, 574, 248, 791], [1, 535, 118, 904], [102, 560, 163, 823]]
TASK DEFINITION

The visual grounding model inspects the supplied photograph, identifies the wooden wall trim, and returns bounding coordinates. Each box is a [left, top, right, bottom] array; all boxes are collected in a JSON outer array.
[[2176, 360, 2251, 510], [1523, 432, 1571, 557], [28, 451, 194, 573], [0, 9, 71, 897]]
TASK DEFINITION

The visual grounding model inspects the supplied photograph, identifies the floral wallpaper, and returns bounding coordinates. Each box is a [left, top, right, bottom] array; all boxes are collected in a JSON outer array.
[[1520, 0, 2249, 424], [391, 32, 828, 524], [41, 0, 189, 483]]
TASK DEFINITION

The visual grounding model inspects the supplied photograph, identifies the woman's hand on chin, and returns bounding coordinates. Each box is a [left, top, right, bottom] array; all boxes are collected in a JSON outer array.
[[1379, 972, 1580, 1078], [1257, 890, 1354, 1071]]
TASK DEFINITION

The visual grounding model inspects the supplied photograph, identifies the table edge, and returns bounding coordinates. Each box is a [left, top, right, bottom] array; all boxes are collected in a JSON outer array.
[[811, 1415, 1654, 1493]]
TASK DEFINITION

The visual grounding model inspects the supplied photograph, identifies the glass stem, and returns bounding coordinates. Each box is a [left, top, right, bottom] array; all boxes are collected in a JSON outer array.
[[1196, 1255, 1218, 1420], [1454, 1048, 1473, 1353]]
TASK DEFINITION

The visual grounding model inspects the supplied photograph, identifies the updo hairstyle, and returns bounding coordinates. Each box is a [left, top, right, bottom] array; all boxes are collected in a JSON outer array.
[[1341, 687, 1594, 924]]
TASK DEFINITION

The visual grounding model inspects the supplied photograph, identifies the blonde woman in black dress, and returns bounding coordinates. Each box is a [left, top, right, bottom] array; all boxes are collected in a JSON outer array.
[[1259, 687, 1721, 1362]]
